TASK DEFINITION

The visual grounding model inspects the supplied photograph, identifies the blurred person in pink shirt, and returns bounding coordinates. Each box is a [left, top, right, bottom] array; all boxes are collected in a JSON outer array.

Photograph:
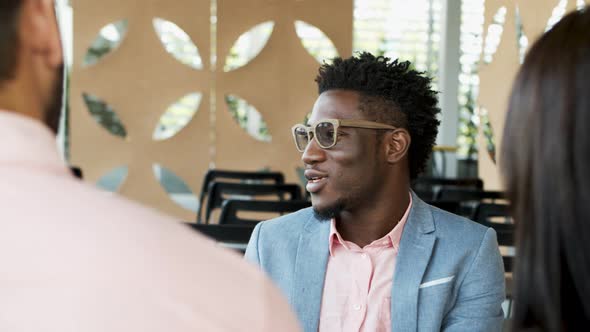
[[0, 1, 300, 331]]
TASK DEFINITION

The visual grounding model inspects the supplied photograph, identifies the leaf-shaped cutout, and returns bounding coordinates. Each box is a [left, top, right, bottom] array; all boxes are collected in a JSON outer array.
[[153, 164, 198, 212], [83, 19, 128, 67], [223, 21, 275, 72], [96, 166, 128, 192], [153, 18, 203, 70], [480, 108, 497, 164], [225, 94, 271, 142], [294, 20, 339, 64], [546, 0, 568, 32], [153, 92, 202, 140], [515, 6, 529, 64], [82, 92, 127, 139], [482, 6, 507, 64]]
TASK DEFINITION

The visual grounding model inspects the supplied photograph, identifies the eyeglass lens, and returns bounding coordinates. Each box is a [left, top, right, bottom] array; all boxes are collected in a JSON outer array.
[[293, 121, 337, 151]]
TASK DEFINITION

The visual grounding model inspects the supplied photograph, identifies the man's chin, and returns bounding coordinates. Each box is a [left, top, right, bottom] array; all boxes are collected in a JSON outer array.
[[312, 200, 344, 221]]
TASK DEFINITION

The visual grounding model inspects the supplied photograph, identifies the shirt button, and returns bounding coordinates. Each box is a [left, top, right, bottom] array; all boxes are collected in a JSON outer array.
[[353, 304, 362, 311], [361, 253, 367, 259]]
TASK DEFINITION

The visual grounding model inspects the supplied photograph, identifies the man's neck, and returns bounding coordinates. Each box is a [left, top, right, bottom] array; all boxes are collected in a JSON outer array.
[[0, 76, 42, 121], [335, 188, 411, 248]]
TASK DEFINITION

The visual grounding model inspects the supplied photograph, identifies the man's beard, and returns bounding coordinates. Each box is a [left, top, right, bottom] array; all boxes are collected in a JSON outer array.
[[312, 199, 345, 221], [43, 63, 65, 134]]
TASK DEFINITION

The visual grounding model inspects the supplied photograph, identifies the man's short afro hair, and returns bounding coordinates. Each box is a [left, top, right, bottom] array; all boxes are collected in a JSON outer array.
[[315, 52, 441, 179]]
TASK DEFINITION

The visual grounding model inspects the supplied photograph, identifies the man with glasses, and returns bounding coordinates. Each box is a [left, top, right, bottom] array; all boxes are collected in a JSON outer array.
[[246, 53, 505, 331], [0, 1, 300, 330]]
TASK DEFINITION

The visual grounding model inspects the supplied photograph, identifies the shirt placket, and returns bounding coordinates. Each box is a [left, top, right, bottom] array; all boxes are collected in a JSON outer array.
[[347, 248, 373, 332]]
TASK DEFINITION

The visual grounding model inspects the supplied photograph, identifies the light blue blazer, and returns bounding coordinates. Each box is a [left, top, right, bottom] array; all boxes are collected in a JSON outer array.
[[246, 192, 505, 332]]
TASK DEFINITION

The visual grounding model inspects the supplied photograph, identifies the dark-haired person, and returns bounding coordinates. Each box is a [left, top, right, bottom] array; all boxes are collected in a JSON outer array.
[[246, 53, 505, 331], [0, 1, 301, 330], [502, 7, 590, 331]]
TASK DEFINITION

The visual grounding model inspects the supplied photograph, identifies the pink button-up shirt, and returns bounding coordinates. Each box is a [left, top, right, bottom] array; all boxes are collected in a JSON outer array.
[[0, 111, 300, 331], [319, 195, 412, 332]]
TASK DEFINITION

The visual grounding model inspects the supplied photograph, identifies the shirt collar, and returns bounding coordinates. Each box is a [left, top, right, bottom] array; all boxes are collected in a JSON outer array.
[[328, 193, 413, 257]]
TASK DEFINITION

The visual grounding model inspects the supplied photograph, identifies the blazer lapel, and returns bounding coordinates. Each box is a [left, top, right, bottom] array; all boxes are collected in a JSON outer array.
[[292, 215, 331, 332], [391, 192, 436, 331]]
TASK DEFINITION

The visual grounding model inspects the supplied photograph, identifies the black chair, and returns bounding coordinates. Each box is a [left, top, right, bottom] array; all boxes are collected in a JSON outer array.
[[436, 188, 504, 202], [472, 203, 514, 273], [196, 169, 285, 223], [426, 200, 462, 215], [473, 202, 511, 224], [203, 182, 303, 224], [472, 202, 515, 318], [412, 177, 484, 201], [219, 199, 311, 226], [185, 223, 255, 253], [435, 189, 505, 217]]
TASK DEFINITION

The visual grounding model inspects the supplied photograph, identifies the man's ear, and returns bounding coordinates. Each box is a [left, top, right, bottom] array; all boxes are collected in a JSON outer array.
[[384, 128, 411, 164], [20, 0, 63, 68]]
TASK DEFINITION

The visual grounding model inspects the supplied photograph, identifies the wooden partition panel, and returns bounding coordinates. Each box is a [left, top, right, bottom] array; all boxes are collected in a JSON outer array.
[[70, 0, 352, 220], [215, 0, 353, 185], [71, 0, 211, 220]]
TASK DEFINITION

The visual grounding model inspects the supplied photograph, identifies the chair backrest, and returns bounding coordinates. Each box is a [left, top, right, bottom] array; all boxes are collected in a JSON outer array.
[[435, 189, 505, 218], [473, 202, 514, 272], [436, 188, 504, 202], [473, 202, 511, 225], [426, 200, 462, 215], [185, 223, 255, 253], [412, 177, 484, 201], [204, 182, 303, 224], [196, 169, 285, 223], [219, 199, 311, 226]]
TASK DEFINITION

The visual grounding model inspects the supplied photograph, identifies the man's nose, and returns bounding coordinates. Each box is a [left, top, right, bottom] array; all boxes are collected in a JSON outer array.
[[301, 135, 326, 165]]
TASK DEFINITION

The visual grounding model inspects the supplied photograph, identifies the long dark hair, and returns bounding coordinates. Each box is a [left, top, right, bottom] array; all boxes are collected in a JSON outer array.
[[501, 7, 590, 331]]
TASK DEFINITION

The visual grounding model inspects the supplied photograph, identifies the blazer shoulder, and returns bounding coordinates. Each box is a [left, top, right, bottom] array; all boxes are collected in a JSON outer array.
[[256, 207, 314, 236], [428, 204, 491, 244]]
